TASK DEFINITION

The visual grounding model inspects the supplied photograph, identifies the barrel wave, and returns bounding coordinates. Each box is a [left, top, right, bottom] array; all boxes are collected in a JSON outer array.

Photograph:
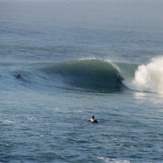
[[0, 59, 125, 93], [3, 57, 163, 94], [41, 59, 124, 93]]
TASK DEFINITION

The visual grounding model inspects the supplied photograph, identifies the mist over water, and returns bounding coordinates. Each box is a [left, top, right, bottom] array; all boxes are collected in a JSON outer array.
[[1, 0, 163, 63]]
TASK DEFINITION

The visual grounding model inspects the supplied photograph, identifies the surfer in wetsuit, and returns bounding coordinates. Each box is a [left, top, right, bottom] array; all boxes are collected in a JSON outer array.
[[15, 72, 21, 79], [88, 116, 98, 123]]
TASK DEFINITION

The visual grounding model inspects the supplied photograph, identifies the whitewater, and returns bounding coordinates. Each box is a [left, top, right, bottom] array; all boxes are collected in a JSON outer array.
[[132, 57, 163, 93], [1, 0, 163, 163]]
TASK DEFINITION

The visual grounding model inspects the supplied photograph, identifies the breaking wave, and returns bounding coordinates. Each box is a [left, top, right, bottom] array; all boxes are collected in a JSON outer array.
[[131, 56, 163, 93], [1, 57, 163, 94]]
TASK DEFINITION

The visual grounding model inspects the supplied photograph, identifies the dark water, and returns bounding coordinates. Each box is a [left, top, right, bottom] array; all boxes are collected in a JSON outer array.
[[1, 0, 163, 163]]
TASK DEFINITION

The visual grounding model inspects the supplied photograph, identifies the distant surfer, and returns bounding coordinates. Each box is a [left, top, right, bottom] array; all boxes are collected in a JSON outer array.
[[88, 116, 98, 123], [15, 72, 21, 79]]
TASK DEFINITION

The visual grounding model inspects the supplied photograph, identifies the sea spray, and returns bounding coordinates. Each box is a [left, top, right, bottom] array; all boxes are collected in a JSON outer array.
[[133, 57, 163, 93]]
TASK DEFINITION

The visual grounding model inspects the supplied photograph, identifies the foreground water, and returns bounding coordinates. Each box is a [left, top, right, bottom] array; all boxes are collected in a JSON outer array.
[[1, 88, 163, 163], [1, 0, 163, 163]]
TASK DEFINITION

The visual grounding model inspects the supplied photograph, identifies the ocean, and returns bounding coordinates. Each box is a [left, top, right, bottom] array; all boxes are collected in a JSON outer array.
[[1, 0, 163, 162]]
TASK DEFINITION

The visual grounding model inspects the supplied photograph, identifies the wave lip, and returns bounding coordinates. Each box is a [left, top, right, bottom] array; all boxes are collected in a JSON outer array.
[[43, 59, 124, 93]]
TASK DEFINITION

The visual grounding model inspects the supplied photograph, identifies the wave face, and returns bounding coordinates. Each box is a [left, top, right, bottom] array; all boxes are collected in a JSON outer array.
[[42, 59, 124, 93]]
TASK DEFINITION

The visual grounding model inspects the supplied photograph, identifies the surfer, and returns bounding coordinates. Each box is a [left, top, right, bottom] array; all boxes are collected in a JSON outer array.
[[88, 116, 98, 123], [15, 72, 21, 79]]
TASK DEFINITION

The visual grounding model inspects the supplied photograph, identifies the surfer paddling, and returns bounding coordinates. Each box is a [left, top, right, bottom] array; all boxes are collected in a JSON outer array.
[[15, 72, 21, 79], [88, 116, 98, 123]]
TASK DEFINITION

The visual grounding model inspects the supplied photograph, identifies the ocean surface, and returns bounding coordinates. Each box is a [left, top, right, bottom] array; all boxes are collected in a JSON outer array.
[[1, 0, 163, 162]]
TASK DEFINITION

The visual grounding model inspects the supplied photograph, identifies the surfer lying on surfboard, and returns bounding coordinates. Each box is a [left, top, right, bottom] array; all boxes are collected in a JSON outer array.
[[88, 116, 98, 123]]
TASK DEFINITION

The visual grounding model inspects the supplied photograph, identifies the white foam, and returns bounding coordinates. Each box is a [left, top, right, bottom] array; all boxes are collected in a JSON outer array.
[[97, 156, 130, 163], [1, 120, 15, 125], [132, 57, 163, 93], [79, 57, 96, 61], [27, 116, 37, 122]]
